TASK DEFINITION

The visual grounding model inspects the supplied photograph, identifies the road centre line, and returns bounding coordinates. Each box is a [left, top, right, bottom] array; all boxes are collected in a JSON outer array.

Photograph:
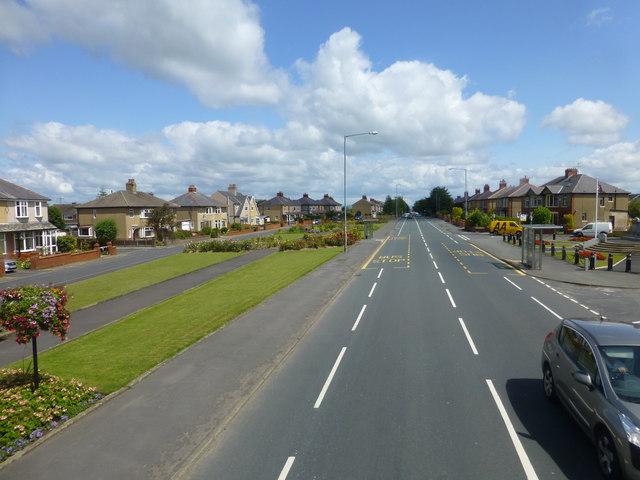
[[486, 380, 540, 480], [352, 305, 367, 331], [432, 261, 438, 270], [314, 347, 347, 409], [446, 289, 457, 308], [458, 318, 478, 355], [531, 297, 562, 319], [277, 456, 296, 480], [368, 283, 377, 298], [438, 272, 445, 284], [377, 268, 384, 279], [503, 276, 522, 290], [429, 253, 433, 259]]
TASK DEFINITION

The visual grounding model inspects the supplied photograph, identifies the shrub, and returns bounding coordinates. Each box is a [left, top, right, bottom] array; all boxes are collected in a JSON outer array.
[[451, 207, 463, 220], [465, 209, 490, 229], [57, 236, 77, 253], [563, 214, 574, 231], [210, 228, 220, 238], [230, 223, 242, 231], [532, 207, 552, 224], [200, 226, 212, 235], [94, 218, 117, 245], [171, 231, 191, 240]]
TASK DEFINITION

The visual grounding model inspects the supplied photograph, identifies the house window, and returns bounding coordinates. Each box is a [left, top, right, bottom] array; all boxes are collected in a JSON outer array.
[[35, 201, 42, 217], [0, 233, 6, 254], [140, 209, 153, 218], [129, 208, 134, 218], [19, 232, 35, 251], [599, 197, 605, 206], [79, 227, 93, 237], [205, 207, 213, 215], [140, 227, 154, 238], [64, 214, 74, 221], [92, 209, 97, 219], [608, 195, 613, 202], [582, 213, 587, 221], [562, 195, 568, 207], [524, 197, 530, 208], [15, 201, 28, 218]]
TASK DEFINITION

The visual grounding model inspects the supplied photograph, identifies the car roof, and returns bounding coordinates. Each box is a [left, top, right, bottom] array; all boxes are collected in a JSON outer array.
[[567, 318, 640, 347]]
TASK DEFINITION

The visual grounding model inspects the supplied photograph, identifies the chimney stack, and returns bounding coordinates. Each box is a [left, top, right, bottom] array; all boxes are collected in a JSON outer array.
[[277, 192, 283, 197], [520, 176, 529, 185], [499, 179, 507, 189], [484, 184, 490, 192], [126, 179, 137, 193], [228, 184, 237, 195], [565, 168, 578, 178], [188, 185, 197, 193]]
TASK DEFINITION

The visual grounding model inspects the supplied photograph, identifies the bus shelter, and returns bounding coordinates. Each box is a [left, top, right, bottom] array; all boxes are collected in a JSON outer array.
[[521, 225, 563, 270]]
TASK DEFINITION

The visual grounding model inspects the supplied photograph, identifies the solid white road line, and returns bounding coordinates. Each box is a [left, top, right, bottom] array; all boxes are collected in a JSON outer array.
[[314, 347, 347, 409], [503, 276, 522, 290], [352, 305, 367, 331], [377, 268, 384, 279], [446, 289, 457, 308], [368, 283, 377, 298], [486, 380, 539, 480], [277, 456, 296, 480], [531, 297, 562, 319], [458, 318, 478, 355], [438, 272, 445, 284]]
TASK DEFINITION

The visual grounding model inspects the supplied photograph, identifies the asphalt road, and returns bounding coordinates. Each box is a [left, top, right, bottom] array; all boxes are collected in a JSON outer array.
[[181, 218, 606, 479]]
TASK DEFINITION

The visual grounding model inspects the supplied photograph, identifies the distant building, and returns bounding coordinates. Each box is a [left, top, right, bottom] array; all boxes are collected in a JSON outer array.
[[170, 185, 227, 231]]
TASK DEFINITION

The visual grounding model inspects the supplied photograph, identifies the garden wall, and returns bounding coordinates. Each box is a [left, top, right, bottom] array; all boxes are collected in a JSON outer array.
[[29, 243, 116, 270]]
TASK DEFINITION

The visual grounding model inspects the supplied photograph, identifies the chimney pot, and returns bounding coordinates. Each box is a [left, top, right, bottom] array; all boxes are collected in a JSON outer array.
[[188, 185, 197, 193]]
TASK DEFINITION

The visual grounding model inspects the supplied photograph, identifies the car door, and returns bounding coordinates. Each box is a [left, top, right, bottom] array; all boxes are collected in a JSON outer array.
[[570, 338, 608, 431]]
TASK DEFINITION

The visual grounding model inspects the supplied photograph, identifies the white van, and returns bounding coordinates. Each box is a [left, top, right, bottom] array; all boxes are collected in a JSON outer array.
[[573, 222, 613, 237]]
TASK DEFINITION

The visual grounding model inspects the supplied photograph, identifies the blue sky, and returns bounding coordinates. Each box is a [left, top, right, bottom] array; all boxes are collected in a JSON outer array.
[[1, 0, 638, 206]]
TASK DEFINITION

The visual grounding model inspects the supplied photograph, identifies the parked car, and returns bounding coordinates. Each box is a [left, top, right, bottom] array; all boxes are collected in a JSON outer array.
[[3, 258, 17, 273], [573, 222, 613, 238], [542, 318, 640, 479]]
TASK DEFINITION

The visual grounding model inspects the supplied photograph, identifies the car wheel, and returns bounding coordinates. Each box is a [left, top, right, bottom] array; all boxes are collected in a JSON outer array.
[[543, 365, 557, 402], [596, 429, 621, 479]]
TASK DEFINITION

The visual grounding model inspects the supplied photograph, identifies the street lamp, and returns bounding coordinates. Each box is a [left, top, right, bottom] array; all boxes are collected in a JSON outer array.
[[395, 184, 399, 218], [344, 131, 378, 252], [449, 167, 468, 218]]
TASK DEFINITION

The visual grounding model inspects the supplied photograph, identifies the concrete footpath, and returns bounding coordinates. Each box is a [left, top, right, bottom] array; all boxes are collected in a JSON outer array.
[[0, 222, 396, 480]]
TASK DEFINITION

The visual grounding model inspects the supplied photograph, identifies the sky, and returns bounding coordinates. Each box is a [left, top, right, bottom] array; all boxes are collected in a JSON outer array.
[[1, 0, 639, 208]]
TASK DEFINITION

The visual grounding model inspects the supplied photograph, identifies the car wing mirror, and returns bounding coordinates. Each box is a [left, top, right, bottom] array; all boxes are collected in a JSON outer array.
[[573, 371, 594, 390]]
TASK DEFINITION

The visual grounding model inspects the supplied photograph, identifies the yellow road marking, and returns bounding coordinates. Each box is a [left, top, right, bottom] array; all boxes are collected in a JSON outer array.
[[362, 237, 389, 270]]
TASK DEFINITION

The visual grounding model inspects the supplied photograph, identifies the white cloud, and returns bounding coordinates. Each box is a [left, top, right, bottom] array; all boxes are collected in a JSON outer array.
[[587, 8, 612, 26], [289, 28, 526, 156], [577, 141, 640, 192], [541, 98, 629, 145], [0, 0, 285, 107]]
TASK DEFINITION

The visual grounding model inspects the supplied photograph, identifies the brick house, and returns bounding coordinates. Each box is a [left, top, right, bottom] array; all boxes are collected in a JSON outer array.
[[258, 192, 301, 224], [211, 184, 262, 226], [170, 185, 227, 231], [0, 178, 58, 256], [352, 195, 383, 217]]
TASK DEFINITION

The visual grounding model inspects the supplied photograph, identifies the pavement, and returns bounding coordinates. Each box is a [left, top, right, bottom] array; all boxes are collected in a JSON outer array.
[[0, 219, 637, 479]]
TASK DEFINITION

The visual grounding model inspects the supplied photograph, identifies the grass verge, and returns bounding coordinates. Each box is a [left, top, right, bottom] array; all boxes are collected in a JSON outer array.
[[18, 249, 340, 393], [65, 252, 241, 311]]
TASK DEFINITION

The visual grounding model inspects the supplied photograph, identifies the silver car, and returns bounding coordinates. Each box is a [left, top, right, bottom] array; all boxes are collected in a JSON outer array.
[[542, 318, 640, 479], [3, 258, 17, 273]]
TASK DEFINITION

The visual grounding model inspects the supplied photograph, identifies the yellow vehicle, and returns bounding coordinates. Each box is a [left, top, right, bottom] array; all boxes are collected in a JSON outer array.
[[489, 220, 505, 234], [490, 220, 522, 237]]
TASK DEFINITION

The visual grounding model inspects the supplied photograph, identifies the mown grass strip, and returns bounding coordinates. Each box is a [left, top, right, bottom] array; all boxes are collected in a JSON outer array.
[[66, 252, 241, 311], [29, 249, 340, 393]]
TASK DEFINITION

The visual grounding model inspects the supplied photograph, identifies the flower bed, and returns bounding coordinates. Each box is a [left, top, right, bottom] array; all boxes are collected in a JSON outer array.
[[577, 250, 606, 260], [0, 369, 103, 462]]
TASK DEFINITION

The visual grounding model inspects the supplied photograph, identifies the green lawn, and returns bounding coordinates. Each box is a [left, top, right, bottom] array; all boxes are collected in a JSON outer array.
[[65, 252, 241, 310], [27, 249, 341, 393]]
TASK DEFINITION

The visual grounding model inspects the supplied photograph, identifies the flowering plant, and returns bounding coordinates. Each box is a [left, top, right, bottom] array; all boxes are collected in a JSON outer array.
[[577, 250, 606, 260], [0, 286, 70, 344]]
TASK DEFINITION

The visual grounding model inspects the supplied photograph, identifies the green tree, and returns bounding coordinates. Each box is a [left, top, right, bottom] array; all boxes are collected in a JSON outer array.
[[146, 203, 176, 242], [413, 187, 453, 216], [383, 195, 409, 216], [563, 214, 574, 231], [97, 186, 109, 198], [94, 218, 118, 245], [630, 199, 640, 218], [532, 206, 552, 224], [48, 206, 66, 230]]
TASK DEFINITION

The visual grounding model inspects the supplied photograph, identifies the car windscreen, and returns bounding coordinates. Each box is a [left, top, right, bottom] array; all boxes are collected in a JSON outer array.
[[600, 345, 640, 403]]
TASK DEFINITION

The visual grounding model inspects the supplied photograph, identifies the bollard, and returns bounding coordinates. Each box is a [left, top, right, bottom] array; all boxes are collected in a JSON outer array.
[[562, 245, 566, 260], [542, 242, 546, 253], [589, 253, 596, 270], [627, 253, 632, 273], [584, 255, 589, 271], [518, 237, 522, 246], [574, 247, 579, 265], [553, 232, 556, 240], [608, 253, 613, 271], [551, 243, 555, 257]]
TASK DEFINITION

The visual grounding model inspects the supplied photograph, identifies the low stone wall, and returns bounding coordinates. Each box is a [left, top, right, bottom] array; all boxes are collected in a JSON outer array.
[[29, 242, 116, 270]]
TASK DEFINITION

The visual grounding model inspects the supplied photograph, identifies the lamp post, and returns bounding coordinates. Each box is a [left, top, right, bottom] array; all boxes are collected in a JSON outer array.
[[449, 167, 468, 218], [396, 184, 399, 218], [344, 131, 378, 252]]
